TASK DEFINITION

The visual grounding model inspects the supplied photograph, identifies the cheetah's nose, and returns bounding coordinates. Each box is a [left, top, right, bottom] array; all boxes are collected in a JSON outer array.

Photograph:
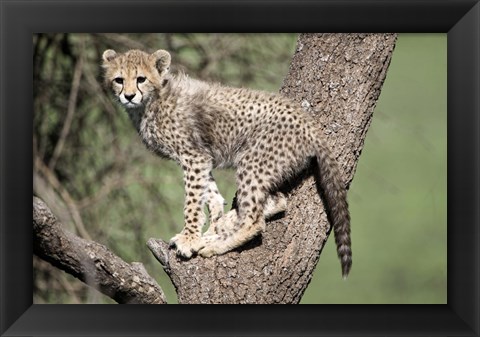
[[124, 94, 135, 102]]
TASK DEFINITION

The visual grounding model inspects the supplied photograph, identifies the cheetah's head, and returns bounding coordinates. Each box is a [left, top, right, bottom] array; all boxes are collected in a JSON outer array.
[[102, 49, 171, 108]]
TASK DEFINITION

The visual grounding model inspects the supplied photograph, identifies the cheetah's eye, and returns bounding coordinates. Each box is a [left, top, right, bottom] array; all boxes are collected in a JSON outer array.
[[113, 77, 124, 85], [137, 76, 146, 84]]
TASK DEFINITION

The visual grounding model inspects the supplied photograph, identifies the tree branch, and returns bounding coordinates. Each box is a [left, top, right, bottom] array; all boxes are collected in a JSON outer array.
[[33, 196, 167, 304]]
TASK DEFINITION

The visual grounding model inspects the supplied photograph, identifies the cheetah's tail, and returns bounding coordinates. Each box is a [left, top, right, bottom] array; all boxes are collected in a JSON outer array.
[[314, 143, 352, 278]]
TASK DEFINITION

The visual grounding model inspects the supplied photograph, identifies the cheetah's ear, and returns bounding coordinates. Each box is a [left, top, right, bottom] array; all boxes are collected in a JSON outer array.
[[151, 49, 171, 76], [102, 49, 117, 63]]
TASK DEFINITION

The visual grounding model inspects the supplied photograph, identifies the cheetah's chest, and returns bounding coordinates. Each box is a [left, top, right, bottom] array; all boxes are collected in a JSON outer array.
[[139, 114, 175, 160]]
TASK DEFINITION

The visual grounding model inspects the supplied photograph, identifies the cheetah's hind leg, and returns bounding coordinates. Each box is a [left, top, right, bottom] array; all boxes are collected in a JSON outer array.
[[203, 175, 227, 237], [203, 192, 286, 237], [198, 192, 287, 257], [263, 192, 287, 219]]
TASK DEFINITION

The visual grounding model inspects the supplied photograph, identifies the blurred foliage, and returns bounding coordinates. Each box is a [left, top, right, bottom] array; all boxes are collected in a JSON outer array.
[[33, 33, 446, 304]]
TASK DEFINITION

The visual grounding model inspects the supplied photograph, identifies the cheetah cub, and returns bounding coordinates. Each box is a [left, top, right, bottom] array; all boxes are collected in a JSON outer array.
[[102, 49, 352, 277]]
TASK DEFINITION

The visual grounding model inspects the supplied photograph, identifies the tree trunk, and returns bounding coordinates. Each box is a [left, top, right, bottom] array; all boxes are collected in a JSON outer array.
[[147, 33, 397, 304]]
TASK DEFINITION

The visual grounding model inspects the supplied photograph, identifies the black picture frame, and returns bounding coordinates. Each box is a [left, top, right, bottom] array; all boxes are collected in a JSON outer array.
[[1, 0, 479, 336]]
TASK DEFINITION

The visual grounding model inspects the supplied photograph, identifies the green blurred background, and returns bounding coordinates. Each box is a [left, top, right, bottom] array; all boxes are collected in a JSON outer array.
[[33, 33, 446, 304]]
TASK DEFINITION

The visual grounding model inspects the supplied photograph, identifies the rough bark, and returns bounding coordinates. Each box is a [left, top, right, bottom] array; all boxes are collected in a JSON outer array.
[[33, 196, 167, 304], [147, 33, 397, 304]]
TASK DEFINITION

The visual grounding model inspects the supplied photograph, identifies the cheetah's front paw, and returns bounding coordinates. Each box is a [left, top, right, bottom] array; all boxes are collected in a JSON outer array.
[[169, 233, 205, 258]]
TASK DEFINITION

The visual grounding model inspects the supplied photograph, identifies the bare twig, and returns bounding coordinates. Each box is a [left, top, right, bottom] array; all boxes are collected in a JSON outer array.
[[49, 45, 85, 171], [76, 172, 127, 210], [35, 155, 91, 240], [95, 33, 147, 51]]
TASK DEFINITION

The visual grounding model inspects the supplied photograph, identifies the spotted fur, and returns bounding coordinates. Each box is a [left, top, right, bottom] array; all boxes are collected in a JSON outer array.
[[102, 49, 352, 277]]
